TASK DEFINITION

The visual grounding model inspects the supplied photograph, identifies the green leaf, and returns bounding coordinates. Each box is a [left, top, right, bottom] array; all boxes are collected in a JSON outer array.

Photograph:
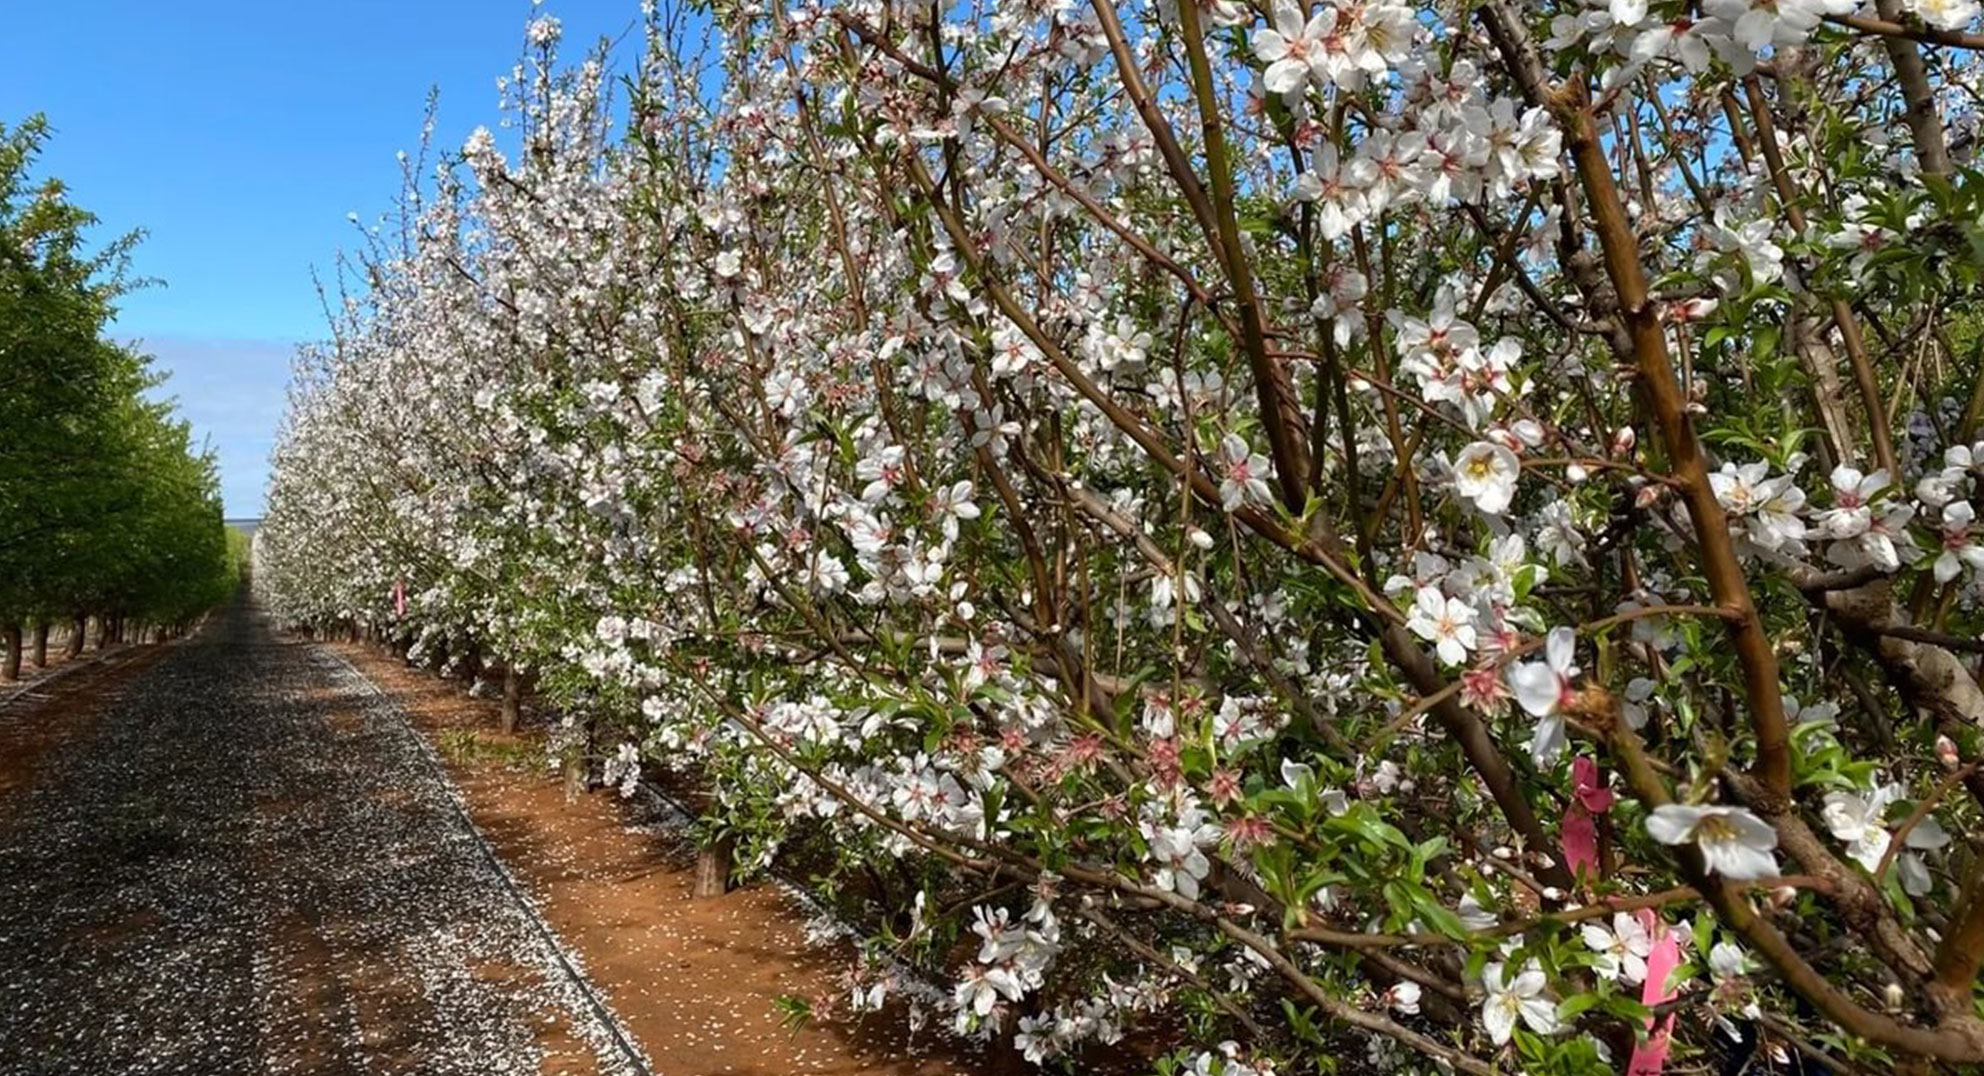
[[1326, 806, 1411, 850], [1557, 992, 1604, 1021], [1413, 892, 1470, 941]]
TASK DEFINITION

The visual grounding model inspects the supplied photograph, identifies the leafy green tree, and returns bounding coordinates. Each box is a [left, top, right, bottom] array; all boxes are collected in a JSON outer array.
[[0, 114, 237, 676]]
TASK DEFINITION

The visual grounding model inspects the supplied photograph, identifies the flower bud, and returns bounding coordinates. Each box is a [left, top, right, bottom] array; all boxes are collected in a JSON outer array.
[[1187, 526, 1214, 550], [1937, 735, 1960, 769], [1612, 427, 1637, 455]]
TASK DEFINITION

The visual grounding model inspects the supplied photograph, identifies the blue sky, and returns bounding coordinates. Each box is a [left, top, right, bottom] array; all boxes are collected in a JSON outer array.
[[3, 1, 642, 515]]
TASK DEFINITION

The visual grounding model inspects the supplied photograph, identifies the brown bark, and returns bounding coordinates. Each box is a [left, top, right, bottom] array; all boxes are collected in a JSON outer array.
[[563, 716, 591, 803], [1610, 710, 1984, 1061], [1552, 74, 1795, 804], [983, 1024, 1030, 1076], [31, 621, 49, 668], [1741, 75, 1895, 474], [1810, 576, 1984, 731], [1831, 11, 1984, 49], [1482, 25, 1970, 1052], [66, 613, 85, 658], [692, 839, 732, 899], [1172, 0, 1312, 507], [2, 623, 20, 682], [1934, 860, 1984, 1009], [500, 666, 524, 735], [1873, 0, 1953, 178], [1383, 625, 1574, 892]]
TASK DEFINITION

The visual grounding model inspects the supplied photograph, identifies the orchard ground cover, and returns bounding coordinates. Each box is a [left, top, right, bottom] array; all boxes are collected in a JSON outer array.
[[0, 591, 1031, 1074], [0, 623, 105, 704], [0, 637, 169, 807], [335, 635, 990, 1076], [0, 597, 639, 1074]]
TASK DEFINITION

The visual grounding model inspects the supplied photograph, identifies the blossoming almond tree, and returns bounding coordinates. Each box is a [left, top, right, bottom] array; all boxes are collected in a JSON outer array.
[[259, 1, 1984, 1072]]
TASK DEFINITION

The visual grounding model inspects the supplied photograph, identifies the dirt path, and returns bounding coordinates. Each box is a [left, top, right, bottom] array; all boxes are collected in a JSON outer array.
[[0, 593, 983, 1076], [0, 595, 638, 1075], [334, 644, 975, 1076]]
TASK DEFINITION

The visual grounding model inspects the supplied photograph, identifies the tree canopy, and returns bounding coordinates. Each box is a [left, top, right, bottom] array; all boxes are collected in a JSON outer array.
[[1, 114, 239, 639], [258, 4, 1984, 1074]]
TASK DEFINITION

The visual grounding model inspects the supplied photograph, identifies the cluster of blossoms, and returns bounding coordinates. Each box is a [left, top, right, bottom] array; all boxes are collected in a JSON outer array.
[[258, 1, 1984, 1073]]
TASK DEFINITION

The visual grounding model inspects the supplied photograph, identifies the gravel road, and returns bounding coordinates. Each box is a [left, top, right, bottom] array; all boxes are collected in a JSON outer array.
[[0, 595, 644, 1076]]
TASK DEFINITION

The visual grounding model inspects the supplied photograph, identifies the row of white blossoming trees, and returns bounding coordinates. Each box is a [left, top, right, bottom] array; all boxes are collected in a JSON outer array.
[[257, 1, 1984, 1072]]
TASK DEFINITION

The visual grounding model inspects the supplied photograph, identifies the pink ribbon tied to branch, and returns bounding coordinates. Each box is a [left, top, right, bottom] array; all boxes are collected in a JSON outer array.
[[1625, 910, 1682, 1076], [1562, 755, 1616, 881]]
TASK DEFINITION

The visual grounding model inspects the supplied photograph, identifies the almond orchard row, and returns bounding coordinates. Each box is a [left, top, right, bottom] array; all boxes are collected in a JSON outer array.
[[1, 116, 241, 677], [256, 2, 1984, 1072]]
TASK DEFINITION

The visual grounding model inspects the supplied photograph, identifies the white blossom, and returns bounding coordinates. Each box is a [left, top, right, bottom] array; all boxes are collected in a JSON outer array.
[[1480, 961, 1560, 1045], [1646, 804, 1779, 881]]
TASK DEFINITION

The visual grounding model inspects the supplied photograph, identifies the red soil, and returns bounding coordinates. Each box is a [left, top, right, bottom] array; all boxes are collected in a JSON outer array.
[[335, 643, 976, 1076]]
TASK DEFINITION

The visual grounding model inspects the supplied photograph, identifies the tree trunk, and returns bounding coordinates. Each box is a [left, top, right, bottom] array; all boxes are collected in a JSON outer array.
[[66, 612, 85, 658], [501, 666, 523, 735], [3, 623, 21, 682], [984, 1020, 1030, 1076], [693, 839, 733, 899], [562, 717, 591, 803], [32, 621, 49, 668]]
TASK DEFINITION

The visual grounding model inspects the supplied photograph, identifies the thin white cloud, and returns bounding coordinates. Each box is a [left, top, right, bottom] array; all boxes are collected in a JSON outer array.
[[128, 334, 301, 518]]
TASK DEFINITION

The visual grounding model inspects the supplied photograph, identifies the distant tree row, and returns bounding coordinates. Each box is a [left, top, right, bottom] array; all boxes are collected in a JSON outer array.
[[0, 115, 241, 679]]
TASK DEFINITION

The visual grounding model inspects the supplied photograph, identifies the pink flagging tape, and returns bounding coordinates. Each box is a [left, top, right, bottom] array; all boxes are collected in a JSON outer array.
[[1625, 911, 1681, 1076]]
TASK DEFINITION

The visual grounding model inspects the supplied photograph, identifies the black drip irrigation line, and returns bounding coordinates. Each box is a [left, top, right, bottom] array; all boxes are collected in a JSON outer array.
[[321, 647, 658, 1076], [625, 752, 962, 1021], [347, 651, 969, 1054], [445, 681, 966, 1037], [460, 692, 947, 1004]]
